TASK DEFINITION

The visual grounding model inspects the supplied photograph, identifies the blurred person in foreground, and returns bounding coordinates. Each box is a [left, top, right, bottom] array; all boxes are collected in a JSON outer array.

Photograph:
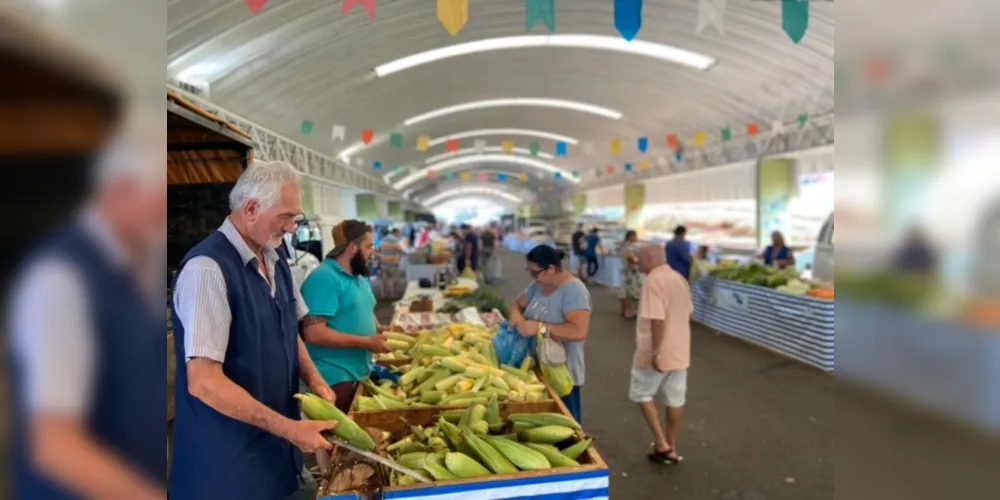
[[170, 161, 337, 500], [8, 128, 168, 498], [571, 223, 586, 278], [631, 244, 692, 464], [509, 245, 592, 423], [688, 245, 711, 282], [480, 221, 497, 268], [377, 227, 404, 299], [458, 223, 479, 274], [665, 225, 691, 281], [585, 227, 601, 281], [759, 230, 795, 270], [618, 229, 641, 319], [893, 225, 938, 275], [301, 220, 391, 414]]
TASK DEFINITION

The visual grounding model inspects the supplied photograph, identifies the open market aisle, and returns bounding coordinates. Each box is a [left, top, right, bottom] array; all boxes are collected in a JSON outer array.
[[388, 249, 833, 500]]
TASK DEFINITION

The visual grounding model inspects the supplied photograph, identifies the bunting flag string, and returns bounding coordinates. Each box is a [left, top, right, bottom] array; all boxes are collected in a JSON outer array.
[[361, 128, 375, 145], [460, 172, 470, 181], [445, 138, 459, 152], [637, 137, 648, 153], [610, 139, 622, 155], [331, 125, 346, 141], [771, 120, 785, 135], [438, 0, 469, 36], [390, 133, 403, 148], [342, 0, 376, 20], [501, 141, 514, 153], [696, 0, 726, 36], [530, 141, 541, 156], [245, 0, 268, 15], [525, 0, 556, 33], [666, 134, 678, 149], [640, 158, 650, 170], [747, 122, 759, 137], [473, 139, 487, 153], [445, 172, 455, 180], [721, 127, 731, 142], [518, 173, 527, 182], [373, 160, 382, 169], [417, 136, 430, 152], [300, 120, 314, 135], [479, 172, 488, 181], [797, 113, 808, 127], [555, 141, 568, 157], [781, 0, 809, 44], [624, 163, 633, 172], [497, 172, 507, 182], [613, 0, 643, 41], [693, 131, 706, 146], [427, 170, 436, 179]]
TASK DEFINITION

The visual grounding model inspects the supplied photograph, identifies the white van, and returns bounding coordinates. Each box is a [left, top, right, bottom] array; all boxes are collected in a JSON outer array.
[[812, 212, 834, 283]]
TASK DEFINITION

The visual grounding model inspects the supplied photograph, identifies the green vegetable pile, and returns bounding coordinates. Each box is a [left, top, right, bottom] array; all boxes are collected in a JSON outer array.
[[438, 287, 510, 318], [708, 263, 799, 288]]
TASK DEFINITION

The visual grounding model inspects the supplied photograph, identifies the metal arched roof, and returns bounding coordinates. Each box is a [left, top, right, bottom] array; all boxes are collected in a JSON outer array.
[[168, 0, 833, 191]]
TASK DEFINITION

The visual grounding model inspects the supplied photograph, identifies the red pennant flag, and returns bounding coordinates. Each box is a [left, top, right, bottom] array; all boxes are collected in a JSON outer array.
[[746, 123, 759, 137], [342, 0, 376, 19], [361, 128, 375, 144], [245, 0, 268, 14], [446, 138, 459, 152], [666, 134, 678, 149], [427, 170, 437, 179], [605, 165, 615, 175]]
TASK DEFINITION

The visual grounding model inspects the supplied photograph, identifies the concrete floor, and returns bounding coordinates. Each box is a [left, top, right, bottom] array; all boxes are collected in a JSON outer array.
[[378, 249, 834, 500]]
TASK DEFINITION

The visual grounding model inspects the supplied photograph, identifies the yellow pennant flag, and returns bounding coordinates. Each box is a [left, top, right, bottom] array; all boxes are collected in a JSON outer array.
[[640, 158, 650, 170], [518, 173, 527, 182], [610, 139, 622, 155], [501, 141, 514, 153], [460, 171, 470, 180], [438, 0, 468, 36], [694, 131, 706, 146], [417, 136, 430, 152]]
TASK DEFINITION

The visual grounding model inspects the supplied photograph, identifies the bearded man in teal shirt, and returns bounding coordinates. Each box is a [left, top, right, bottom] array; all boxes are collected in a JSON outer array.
[[300, 220, 391, 413]]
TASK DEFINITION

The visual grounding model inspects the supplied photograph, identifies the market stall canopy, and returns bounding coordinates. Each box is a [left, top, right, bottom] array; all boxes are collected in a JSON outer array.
[[167, 1, 833, 194], [167, 90, 253, 184]]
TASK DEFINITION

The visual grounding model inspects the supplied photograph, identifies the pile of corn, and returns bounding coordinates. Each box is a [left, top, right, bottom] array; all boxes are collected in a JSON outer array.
[[388, 399, 593, 485], [357, 324, 550, 411]]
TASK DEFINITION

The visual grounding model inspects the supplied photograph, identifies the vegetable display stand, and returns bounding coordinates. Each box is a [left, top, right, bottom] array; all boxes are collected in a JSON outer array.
[[692, 277, 834, 371], [320, 393, 608, 500]]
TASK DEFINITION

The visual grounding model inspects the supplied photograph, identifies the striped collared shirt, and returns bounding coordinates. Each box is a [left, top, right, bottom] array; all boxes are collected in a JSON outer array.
[[173, 217, 308, 363]]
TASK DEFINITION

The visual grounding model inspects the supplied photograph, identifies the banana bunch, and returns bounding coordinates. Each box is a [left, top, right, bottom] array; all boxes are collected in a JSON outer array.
[[357, 325, 549, 411], [387, 399, 592, 485]]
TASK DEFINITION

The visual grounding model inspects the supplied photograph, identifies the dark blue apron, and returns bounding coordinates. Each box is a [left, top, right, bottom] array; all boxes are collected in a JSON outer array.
[[169, 231, 302, 500]]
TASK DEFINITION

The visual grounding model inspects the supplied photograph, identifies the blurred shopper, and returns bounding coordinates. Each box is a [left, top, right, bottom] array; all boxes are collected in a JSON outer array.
[[300, 220, 391, 413], [571, 223, 586, 278], [509, 245, 592, 423], [416, 225, 430, 247], [458, 224, 479, 274], [619, 230, 642, 319], [378, 228, 404, 298], [893, 225, 938, 275], [585, 227, 601, 280], [665, 225, 692, 280], [8, 128, 168, 499], [170, 161, 336, 499], [689, 245, 711, 282], [760, 230, 795, 270], [631, 245, 693, 464], [480, 222, 497, 268]]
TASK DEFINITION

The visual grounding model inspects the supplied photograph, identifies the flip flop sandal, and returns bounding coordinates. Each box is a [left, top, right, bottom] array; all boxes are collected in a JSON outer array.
[[647, 444, 683, 464]]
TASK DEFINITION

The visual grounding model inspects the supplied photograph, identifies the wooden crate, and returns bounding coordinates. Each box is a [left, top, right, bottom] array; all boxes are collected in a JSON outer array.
[[320, 387, 608, 500]]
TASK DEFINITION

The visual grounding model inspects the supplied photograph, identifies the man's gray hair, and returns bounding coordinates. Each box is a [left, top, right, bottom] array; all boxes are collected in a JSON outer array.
[[229, 160, 301, 211]]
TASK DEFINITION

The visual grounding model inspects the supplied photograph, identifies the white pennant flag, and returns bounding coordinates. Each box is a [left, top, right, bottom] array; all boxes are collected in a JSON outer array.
[[355, 158, 365, 167], [771, 120, 786, 135], [581, 141, 594, 155], [331, 125, 346, 141], [473, 139, 487, 153], [656, 156, 669, 168], [696, 0, 726, 36]]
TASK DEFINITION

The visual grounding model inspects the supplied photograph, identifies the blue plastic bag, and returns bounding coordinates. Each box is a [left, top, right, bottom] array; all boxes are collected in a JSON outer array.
[[369, 361, 400, 384], [491, 321, 536, 367]]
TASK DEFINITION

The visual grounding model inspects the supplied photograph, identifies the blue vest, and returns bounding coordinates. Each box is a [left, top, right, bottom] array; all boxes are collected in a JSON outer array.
[[10, 223, 166, 499], [169, 231, 302, 500]]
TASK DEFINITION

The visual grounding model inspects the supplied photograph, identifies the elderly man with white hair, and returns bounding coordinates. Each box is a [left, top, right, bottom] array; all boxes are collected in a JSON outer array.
[[169, 161, 338, 500]]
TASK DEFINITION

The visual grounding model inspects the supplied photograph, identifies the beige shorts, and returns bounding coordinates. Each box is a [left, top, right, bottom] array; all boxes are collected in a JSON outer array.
[[629, 366, 687, 407]]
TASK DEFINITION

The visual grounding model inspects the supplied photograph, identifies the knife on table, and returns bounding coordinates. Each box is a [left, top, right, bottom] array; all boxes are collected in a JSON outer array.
[[325, 435, 433, 485]]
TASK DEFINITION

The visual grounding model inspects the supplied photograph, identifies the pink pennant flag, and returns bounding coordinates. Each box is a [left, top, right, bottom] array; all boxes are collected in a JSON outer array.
[[342, 0, 376, 19], [245, 0, 269, 14], [479, 172, 488, 181]]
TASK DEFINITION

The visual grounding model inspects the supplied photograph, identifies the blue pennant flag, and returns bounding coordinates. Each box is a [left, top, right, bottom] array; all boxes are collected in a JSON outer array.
[[373, 160, 382, 169], [624, 163, 633, 172], [637, 136, 648, 153], [614, 0, 643, 41], [782, 0, 809, 44], [675, 150, 683, 162], [445, 171, 454, 180], [498, 172, 507, 182], [554, 172, 562, 179], [525, 0, 555, 33], [555, 141, 568, 156]]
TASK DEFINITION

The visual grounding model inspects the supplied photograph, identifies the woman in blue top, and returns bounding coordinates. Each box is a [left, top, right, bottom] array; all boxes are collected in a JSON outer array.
[[509, 245, 592, 423], [760, 230, 795, 269]]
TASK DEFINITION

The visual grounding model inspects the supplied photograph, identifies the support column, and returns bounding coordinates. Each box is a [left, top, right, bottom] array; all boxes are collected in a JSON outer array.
[[756, 159, 794, 248], [882, 110, 940, 242], [355, 193, 377, 220], [624, 183, 645, 234], [388, 201, 402, 221]]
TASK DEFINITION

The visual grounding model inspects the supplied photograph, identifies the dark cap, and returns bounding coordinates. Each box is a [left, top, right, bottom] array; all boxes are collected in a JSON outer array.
[[329, 220, 371, 258]]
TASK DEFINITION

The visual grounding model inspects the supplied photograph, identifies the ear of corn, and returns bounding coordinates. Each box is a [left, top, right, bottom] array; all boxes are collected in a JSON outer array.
[[444, 452, 491, 478], [294, 393, 375, 451], [435, 373, 465, 392], [385, 332, 416, 344], [507, 412, 582, 430], [463, 429, 518, 474], [415, 370, 450, 394], [540, 362, 574, 397], [423, 453, 458, 481], [469, 420, 489, 435], [420, 391, 443, 404], [501, 365, 532, 382], [454, 379, 474, 393], [439, 410, 465, 422], [482, 435, 551, 470], [374, 394, 408, 410], [519, 356, 535, 372], [560, 437, 593, 460], [398, 366, 427, 386], [524, 443, 580, 467], [510, 421, 537, 432], [485, 396, 503, 433], [420, 345, 454, 357], [386, 339, 412, 351], [439, 357, 468, 373], [489, 375, 510, 392], [516, 425, 577, 444], [470, 375, 489, 393], [467, 404, 487, 428], [398, 452, 428, 470], [462, 367, 489, 379]]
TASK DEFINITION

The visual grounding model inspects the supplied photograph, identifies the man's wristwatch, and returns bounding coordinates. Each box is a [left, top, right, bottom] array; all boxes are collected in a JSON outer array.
[[538, 322, 547, 335]]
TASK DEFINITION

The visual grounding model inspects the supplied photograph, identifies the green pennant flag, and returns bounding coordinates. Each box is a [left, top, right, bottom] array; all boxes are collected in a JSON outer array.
[[391, 163, 400, 171], [530, 141, 541, 156], [721, 127, 732, 142], [572, 169, 580, 178], [525, 0, 555, 32], [797, 114, 808, 127], [301, 120, 314, 135], [390, 133, 403, 148], [782, 0, 809, 44]]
